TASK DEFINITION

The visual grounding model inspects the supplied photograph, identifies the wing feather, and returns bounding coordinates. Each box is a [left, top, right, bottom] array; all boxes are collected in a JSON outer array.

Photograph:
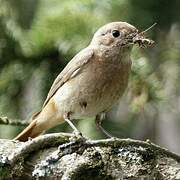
[[42, 48, 94, 107]]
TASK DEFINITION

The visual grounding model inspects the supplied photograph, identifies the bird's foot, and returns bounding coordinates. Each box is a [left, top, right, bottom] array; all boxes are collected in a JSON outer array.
[[72, 129, 83, 139]]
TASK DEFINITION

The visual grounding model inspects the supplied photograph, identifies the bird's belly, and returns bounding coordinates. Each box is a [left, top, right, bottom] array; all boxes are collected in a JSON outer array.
[[53, 61, 131, 119]]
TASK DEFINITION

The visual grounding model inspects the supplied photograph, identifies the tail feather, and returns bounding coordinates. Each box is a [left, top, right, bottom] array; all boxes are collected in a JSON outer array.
[[14, 99, 64, 142], [14, 119, 40, 142]]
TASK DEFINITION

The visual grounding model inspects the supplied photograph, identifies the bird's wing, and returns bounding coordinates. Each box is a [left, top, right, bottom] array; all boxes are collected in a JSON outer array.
[[42, 47, 94, 108]]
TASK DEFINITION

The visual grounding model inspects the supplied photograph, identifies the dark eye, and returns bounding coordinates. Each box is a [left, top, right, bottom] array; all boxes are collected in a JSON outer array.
[[112, 30, 120, 38]]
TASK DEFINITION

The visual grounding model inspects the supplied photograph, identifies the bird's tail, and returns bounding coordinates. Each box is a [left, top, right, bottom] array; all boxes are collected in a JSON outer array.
[[14, 99, 64, 142], [14, 112, 42, 142]]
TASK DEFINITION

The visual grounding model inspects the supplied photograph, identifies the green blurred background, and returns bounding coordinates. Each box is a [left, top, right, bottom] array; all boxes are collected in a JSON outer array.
[[0, 0, 180, 153]]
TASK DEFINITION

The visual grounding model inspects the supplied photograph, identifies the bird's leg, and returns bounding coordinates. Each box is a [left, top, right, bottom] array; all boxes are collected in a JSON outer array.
[[95, 113, 113, 138], [64, 113, 82, 137]]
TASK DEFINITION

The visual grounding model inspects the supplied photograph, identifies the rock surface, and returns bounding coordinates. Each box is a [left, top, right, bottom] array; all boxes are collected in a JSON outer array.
[[0, 133, 180, 180]]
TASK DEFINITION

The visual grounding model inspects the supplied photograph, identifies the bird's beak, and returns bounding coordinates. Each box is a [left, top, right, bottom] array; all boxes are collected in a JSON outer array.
[[123, 23, 156, 48], [132, 23, 157, 48]]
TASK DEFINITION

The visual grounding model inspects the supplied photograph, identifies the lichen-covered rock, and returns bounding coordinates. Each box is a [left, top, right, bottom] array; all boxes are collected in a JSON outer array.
[[0, 133, 180, 180]]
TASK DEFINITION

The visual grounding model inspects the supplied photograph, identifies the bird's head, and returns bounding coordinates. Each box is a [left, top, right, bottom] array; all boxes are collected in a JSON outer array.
[[90, 21, 155, 51]]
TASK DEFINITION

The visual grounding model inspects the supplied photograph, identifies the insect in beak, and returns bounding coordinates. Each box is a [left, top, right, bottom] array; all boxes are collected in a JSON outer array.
[[132, 23, 157, 48]]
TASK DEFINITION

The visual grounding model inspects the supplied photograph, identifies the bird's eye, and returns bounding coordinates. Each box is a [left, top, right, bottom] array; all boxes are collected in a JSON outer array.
[[112, 30, 120, 38]]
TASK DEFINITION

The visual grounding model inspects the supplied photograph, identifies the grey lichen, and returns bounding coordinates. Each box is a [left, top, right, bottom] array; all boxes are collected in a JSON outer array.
[[0, 133, 180, 179]]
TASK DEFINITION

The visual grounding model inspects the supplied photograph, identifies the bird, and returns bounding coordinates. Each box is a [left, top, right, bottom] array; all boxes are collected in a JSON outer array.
[[14, 21, 154, 141]]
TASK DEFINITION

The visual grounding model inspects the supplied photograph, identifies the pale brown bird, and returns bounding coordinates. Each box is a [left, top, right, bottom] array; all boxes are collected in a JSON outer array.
[[14, 21, 154, 141]]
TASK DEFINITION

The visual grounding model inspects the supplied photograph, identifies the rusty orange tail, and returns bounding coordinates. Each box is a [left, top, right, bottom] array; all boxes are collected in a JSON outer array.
[[14, 118, 40, 142], [14, 99, 64, 142], [14, 111, 43, 141]]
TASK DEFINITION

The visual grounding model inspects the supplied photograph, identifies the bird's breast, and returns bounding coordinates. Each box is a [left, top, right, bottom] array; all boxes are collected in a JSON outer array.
[[54, 58, 131, 119]]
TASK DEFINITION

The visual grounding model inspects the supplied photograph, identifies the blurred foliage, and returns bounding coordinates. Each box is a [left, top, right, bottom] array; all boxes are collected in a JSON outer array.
[[0, 0, 180, 151]]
